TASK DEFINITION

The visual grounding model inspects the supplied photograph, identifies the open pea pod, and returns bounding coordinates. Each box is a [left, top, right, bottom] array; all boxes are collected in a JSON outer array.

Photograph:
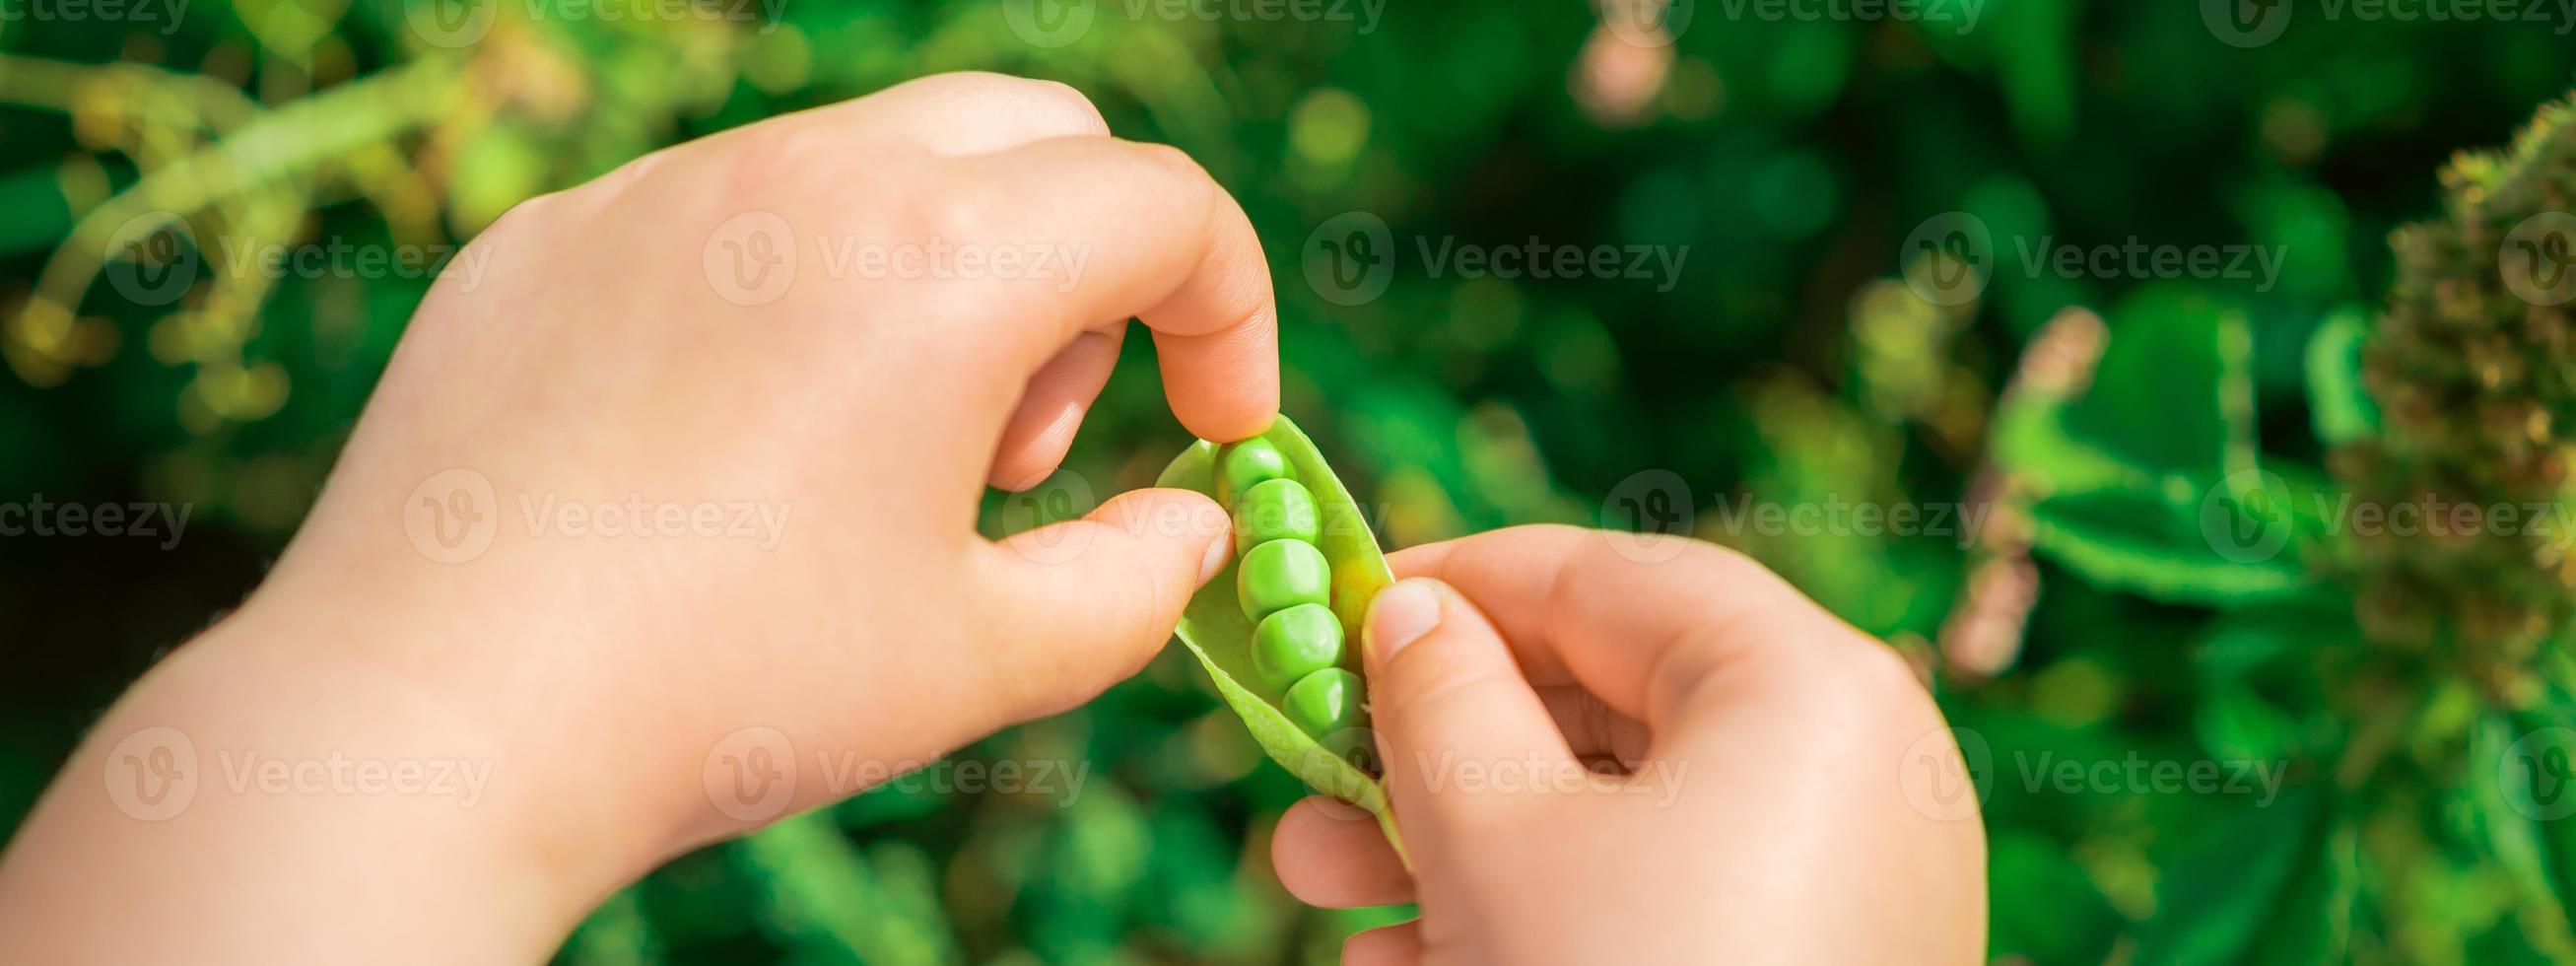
[[1155, 415, 1407, 863]]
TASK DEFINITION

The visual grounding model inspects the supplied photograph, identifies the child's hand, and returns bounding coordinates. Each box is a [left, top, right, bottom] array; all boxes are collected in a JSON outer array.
[[1270, 525, 1988, 965], [284, 69, 1278, 845], [0, 72, 1272, 962]]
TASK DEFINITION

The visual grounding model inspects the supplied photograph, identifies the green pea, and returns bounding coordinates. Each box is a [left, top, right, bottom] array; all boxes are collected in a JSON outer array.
[[1252, 603, 1344, 693], [1283, 668, 1365, 739], [1238, 538, 1330, 622], [1233, 477, 1321, 554], [1217, 438, 1292, 506]]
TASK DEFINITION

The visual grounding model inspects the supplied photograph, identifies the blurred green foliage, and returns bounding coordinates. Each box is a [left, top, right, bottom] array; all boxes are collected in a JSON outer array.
[[7, 0, 2576, 962]]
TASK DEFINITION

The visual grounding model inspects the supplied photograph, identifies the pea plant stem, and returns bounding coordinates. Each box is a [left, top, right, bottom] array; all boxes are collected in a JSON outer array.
[[6, 55, 463, 380]]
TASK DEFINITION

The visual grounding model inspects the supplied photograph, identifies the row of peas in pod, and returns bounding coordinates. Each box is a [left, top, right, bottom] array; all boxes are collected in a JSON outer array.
[[1219, 437, 1368, 743]]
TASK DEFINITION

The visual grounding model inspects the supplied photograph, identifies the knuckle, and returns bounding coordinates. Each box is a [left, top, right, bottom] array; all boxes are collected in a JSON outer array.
[[1125, 138, 1199, 173], [915, 69, 1021, 91], [1835, 639, 1934, 716], [891, 169, 1008, 242], [900, 72, 1108, 139], [1124, 141, 1214, 202], [1016, 78, 1110, 136], [458, 190, 577, 286], [587, 147, 675, 200], [479, 189, 566, 242], [1675, 535, 1762, 574], [1512, 522, 1594, 542], [1569, 519, 1746, 576], [1673, 539, 1785, 594], [1772, 635, 1933, 741], [723, 121, 863, 201]]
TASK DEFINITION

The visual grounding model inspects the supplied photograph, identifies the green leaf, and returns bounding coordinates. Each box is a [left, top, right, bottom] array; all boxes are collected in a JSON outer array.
[[2133, 787, 2324, 966], [2196, 685, 2302, 763], [564, 885, 659, 966], [2469, 714, 2576, 957], [2193, 619, 2300, 686], [834, 767, 952, 829], [1987, 830, 2121, 964], [1992, 289, 2269, 507], [739, 814, 961, 965], [1156, 414, 1407, 864], [2026, 486, 2312, 606], [2303, 309, 2380, 446], [1989, 384, 2160, 496], [0, 167, 73, 256], [2247, 819, 2362, 966], [2062, 287, 2256, 482], [2510, 705, 2576, 936]]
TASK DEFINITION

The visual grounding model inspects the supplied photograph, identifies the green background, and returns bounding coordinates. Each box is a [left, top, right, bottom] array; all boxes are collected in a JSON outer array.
[[6, 0, 2576, 962]]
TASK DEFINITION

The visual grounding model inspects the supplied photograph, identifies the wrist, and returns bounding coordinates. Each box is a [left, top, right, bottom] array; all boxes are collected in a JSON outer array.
[[0, 581, 666, 963], [178, 574, 678, 941]]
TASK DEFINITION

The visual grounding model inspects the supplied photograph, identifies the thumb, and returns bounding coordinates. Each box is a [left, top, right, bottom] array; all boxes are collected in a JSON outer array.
[[1363, 579, 1578, 843], [979, 487, 1231, 722]]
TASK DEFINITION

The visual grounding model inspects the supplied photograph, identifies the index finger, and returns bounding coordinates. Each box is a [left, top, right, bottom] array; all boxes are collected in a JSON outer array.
[[1384, 524, 1872, 732], [638, 111, 1277, 448], [935, 135, 1279, 443]]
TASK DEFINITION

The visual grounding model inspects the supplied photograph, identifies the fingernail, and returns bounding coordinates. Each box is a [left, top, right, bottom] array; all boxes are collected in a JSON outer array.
[[1366, 580, 1441, 663], [1195, 501, 1232, 585]]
